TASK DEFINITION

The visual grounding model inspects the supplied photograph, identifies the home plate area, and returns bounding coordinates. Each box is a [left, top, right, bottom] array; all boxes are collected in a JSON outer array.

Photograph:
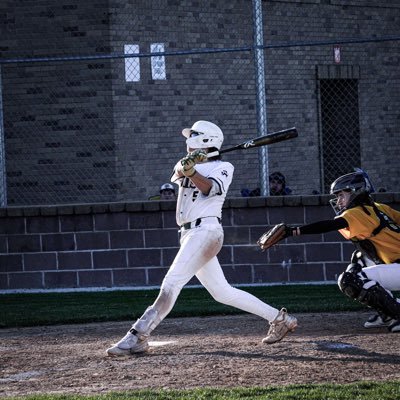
[[149, 340, 177, 347], [1, 312, 400, 397]]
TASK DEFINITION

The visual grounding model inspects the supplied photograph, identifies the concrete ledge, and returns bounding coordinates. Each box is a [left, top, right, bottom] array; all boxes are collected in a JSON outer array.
[[1, 194, 399, 291], [1, 193, 398, 218]]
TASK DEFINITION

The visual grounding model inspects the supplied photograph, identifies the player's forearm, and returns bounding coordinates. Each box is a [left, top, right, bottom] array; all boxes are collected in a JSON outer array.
[[295, 217, 348, 235], [173, 164, 212, 195], [188, 171, 212, 195]]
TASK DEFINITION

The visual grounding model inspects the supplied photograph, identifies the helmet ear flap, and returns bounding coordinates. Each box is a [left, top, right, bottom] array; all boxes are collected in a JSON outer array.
[[353, 167, 375, 194]]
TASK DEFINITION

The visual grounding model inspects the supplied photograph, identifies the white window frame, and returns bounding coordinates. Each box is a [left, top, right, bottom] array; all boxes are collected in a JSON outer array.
[[151, 43, 166, 80], [124, 44, 140, 82]]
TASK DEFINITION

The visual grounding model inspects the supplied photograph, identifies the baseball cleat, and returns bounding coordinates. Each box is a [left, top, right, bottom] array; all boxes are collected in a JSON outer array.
[[262, 308, 298, 344], [388, 320, 400, 333], [363, 313, 394, 328], [106, 331, 149, 356]]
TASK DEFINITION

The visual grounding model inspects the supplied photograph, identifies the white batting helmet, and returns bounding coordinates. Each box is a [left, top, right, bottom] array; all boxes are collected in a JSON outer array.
[[182, 120, 224, 150]]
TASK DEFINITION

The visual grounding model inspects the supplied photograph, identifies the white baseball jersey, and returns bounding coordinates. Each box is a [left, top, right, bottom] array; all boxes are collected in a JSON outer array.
[[171, 160, 234, 226]]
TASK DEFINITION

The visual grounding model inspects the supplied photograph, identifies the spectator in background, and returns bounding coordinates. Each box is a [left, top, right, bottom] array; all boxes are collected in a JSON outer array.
[[148, 183, 177, 201], [269, 171, 292, 196], [160, 183, 176, 200]]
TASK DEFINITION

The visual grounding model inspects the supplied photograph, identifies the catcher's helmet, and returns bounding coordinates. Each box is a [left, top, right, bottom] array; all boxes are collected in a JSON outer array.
[[182, 120, 224, 150], [329, 169, 374, 215]]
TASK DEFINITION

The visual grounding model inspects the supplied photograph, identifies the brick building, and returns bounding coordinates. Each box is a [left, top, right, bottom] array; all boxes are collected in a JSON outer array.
[[0, 1, 399, 291], [0, 0, 399, 205]]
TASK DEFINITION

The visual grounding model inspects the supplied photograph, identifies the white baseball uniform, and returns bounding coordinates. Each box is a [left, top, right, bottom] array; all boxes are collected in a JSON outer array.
[[106, 123, 296, 356], [134, 158, 280, 335]]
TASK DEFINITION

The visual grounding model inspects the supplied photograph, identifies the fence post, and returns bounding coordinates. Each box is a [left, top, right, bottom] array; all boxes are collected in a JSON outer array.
[[252, 0, 269, 196], [0, 66, 7, 207]]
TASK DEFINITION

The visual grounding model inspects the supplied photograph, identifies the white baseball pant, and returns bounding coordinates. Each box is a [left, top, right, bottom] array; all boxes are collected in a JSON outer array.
[[145, 220, 279, 335]]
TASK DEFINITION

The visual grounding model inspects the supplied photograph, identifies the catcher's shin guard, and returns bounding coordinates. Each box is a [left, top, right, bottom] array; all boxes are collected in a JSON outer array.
[[358, 285, 400, 320], [338, 264, 400, 320]]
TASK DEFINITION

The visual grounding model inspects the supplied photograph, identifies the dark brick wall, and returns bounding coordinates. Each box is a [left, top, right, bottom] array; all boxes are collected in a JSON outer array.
[[1, 192, 399, 292], [0, 1, 399, 205]]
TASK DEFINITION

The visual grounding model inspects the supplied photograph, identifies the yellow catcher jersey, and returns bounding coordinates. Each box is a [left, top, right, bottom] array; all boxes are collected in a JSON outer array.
[[338, 203, 400, 264]]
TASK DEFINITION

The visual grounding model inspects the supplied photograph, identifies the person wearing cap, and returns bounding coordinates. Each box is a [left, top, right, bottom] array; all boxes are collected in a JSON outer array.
[[106, 120, 297, 356], [269, 171, 292, 196], [160, 183, 176, 201]]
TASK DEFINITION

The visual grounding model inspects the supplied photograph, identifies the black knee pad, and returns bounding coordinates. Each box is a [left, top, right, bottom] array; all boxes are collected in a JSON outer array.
[[337, 268, 364, 299], [337, 261, 367, 298]]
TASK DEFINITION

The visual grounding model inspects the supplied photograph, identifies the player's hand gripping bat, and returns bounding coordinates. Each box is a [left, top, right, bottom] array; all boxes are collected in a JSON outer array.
[[207, 127, 298, 158]]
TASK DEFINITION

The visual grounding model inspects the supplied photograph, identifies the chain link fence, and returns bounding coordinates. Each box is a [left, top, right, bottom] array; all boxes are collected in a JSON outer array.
[[319, 77, 361, 192], [0, 0, 399, 206]]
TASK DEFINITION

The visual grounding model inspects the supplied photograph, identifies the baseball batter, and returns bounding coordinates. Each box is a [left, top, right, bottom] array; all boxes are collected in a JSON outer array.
[[106, 120, 297, 356]]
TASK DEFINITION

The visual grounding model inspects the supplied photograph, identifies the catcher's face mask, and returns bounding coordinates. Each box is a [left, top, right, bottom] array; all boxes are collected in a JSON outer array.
[[330, 190, 352, 215]]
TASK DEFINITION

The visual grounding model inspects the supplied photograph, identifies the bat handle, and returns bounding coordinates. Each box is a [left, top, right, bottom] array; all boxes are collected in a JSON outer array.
[[206, 150, 220, 158]]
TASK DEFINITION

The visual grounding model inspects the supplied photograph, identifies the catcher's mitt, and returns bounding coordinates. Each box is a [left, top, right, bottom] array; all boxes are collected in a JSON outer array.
[[257, 223, 293, 251]]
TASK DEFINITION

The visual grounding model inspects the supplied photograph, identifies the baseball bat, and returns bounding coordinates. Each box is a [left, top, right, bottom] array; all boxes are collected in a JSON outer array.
[[207, 127, 298, 158]]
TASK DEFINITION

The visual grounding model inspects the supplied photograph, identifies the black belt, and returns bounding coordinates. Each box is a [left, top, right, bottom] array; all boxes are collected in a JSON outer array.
[[181, 218, 202, 230], [180, 217, 221, 230]]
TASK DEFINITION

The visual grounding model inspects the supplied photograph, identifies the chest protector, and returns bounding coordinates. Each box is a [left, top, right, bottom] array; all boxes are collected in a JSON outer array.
[[351, 203, 400, 264]]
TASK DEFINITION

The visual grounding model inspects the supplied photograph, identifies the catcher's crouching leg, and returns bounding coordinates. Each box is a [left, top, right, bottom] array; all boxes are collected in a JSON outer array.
[[338, 263, 400, 321]]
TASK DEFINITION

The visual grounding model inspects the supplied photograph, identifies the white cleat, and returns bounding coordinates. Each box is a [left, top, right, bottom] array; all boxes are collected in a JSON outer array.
[[364, 313, 394, 328], [106, 330, 149, 356], [262, 308, 298, 344], [388, 319, 400, 333]]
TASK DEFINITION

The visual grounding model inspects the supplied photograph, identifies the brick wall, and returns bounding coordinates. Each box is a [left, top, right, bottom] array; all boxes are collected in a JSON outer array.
[[1, 1, 399, 205], [1, 192, 399, 292]]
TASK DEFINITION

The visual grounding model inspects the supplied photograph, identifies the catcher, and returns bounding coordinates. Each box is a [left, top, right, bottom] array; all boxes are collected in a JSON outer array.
[[258, 169, 400, 333]]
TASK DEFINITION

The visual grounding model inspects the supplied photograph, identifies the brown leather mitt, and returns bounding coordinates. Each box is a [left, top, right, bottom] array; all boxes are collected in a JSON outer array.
[[257, 223, 292, 251]]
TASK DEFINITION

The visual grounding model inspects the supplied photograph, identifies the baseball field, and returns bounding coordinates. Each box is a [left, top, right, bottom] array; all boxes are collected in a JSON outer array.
[[1, 285, 400, 399]]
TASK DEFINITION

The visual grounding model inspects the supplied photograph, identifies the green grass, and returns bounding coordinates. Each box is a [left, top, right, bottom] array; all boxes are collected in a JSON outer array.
[[2, 285, 400, 399], [0, 284, 370, 328], [5, 381, 400, 399]]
